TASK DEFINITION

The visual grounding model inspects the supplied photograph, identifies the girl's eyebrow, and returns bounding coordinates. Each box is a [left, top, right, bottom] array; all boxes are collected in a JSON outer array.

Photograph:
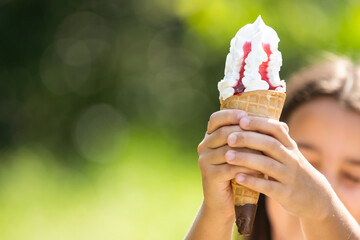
[[297, 142, 320, 152], [297, 143, 360, 167], [347, 159, 360, 167]]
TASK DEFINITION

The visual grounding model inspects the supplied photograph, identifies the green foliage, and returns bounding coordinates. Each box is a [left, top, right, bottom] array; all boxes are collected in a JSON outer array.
[[1, 0, 360, 156], [1, 0, 360, 238], [2, 0, 360, 156], [0, 129, 202, 239]]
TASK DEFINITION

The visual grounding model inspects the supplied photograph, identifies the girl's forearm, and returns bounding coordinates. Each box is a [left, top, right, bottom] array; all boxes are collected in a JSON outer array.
[[185, 201, 234, 240], [300, 189, 360, 240]]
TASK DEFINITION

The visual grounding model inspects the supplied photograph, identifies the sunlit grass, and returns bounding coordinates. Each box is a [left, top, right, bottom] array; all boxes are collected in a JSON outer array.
[[0, 128, 203, 240]]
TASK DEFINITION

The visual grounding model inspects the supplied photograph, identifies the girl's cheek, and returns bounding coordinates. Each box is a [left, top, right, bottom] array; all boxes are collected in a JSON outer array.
[[346, 199, 360, 223], [337, 186, 360, 219]]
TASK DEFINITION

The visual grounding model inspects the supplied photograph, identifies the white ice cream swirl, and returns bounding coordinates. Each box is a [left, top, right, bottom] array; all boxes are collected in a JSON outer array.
[[218, 15, 286, 100]]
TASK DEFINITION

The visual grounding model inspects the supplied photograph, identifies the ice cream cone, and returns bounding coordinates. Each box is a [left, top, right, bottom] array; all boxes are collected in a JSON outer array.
[[220, 90, 285, 120], [220, 90, 286, 235]]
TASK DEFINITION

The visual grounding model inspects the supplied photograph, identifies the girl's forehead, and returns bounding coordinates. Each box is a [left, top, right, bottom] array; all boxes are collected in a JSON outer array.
[[287, 97, 360, 130], [287, 97, 360, 159]]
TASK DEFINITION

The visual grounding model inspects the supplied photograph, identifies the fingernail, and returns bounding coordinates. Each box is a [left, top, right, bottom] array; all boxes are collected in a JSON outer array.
[[228, 134, 237, 145], [236, 174, 246, 183], [225, 151, 235, 162], [240, 117, 250, 127]]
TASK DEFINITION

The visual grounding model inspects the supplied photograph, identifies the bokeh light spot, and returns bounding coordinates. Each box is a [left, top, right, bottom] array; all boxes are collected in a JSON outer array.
[[74, 104, 127, 163]]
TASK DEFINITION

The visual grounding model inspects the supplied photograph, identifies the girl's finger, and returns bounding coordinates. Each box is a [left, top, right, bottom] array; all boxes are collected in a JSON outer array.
[[239, 116, 294, 148], [199, 146, 263, 166], [225, 150, 288, 182], [281, 122, 289, 133], [204, 125, 243, 149], [227, 131, 290, 164], [207, 110, 247, 134], [235, 173, 286, 200], [207, 164, 261, 182], [198, 146, 229, 166]]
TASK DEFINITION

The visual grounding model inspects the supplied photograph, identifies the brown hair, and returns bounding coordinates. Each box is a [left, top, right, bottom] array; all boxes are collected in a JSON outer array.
[[250, 55, 360, 240], [281, 55, 360, 122]]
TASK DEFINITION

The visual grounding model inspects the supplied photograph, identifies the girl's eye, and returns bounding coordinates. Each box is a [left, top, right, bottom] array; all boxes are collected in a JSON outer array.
[[341, 172, 360, 184]]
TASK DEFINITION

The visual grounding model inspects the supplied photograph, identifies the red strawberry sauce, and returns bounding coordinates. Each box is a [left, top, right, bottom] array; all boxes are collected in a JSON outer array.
[[233, 42, 281, 95]]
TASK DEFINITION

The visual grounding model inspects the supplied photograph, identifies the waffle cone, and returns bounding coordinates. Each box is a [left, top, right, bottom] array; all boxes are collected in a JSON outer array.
[[220, 90, 286, 120], [220, 90, 286, 205]]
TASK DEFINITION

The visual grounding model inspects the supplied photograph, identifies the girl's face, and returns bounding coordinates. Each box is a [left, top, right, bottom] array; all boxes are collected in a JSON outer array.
[[267, 97, 360, 238]]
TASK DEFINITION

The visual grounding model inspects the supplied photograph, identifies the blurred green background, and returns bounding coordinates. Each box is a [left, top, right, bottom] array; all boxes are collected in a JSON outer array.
[[0, 0, 360, 239]]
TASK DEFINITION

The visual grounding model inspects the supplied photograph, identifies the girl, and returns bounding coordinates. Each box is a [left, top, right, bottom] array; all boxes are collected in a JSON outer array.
[[186, 56, 360, 240]]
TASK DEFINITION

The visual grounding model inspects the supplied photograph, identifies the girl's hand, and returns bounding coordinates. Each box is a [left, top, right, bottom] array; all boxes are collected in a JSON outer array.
[[197, 110, 260, 217], [226, 115, 332, 219]]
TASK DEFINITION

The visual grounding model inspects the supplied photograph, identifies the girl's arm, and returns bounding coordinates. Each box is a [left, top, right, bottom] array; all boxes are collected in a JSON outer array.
[[185, 201, 234, 240], [299, 188, 360, 240], [185, 110, 253, 240], [228, 116, 360, 240]]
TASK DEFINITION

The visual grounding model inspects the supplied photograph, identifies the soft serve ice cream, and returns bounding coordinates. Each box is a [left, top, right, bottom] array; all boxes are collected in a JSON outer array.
[[218, 15, 286, 101], [218, 16, 287, 236]]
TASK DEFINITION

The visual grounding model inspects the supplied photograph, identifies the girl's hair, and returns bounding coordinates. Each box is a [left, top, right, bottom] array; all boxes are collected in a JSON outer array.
[[281, 55, 360, 122], [248, 194, 271, 240], [250, 55, 360, 240]]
